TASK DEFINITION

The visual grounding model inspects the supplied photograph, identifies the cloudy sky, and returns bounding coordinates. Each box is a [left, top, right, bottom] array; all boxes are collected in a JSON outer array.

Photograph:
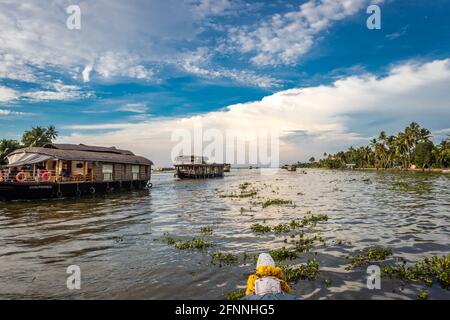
[[1, 0, 450, 165]]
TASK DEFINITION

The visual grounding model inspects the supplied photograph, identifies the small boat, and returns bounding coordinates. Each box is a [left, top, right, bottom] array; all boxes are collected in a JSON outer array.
[[223, 163, 231, 172], [0, 143, 153, 201], [286, 165, 297, 172], [174, 156, 224, 179]]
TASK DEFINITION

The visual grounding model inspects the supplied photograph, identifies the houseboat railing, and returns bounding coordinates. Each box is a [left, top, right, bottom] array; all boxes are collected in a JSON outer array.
[[0, 169, 96, 183]]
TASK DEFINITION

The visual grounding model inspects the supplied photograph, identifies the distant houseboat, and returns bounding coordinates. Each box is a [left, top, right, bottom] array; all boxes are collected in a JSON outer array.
[[224, 163, 231, 172], [0, 143, 153, 201], [287, 165, 297, 172], [174, 156, 224, 179]]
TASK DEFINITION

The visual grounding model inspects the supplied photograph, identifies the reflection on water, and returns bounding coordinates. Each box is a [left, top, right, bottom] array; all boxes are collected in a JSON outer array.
[[0, 169, 449, 299]]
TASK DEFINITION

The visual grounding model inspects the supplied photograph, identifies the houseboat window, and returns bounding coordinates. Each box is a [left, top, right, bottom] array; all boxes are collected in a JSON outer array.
[[102, 164, 113, 181], [132, 165, 140, 180]]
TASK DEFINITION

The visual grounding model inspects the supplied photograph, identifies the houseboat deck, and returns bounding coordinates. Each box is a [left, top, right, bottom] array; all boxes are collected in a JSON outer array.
[[0, 143, 153, 201], [174, 156, 224, 179]]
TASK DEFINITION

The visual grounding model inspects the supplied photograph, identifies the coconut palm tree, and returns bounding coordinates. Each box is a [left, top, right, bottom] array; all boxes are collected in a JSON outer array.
[[0, 139, 21, 164], [438, 138, 450, 168], [21, 125, 58, 147]]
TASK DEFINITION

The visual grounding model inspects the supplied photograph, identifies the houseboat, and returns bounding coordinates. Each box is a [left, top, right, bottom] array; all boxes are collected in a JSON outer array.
[[174, 156, 224, 179], [224, 163, 231, 172], [0, 143, 153, 201], [286, 165, 297, 172]]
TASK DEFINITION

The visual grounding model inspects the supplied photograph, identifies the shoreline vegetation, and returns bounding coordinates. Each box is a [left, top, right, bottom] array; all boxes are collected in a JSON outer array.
[[297, 122, 450, 171]]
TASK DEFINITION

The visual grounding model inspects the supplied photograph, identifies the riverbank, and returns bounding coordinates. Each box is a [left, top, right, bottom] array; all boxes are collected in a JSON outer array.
[[354, 167, 450, 173]]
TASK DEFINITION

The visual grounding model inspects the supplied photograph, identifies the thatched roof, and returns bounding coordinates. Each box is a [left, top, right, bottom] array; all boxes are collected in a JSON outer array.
[[8, 144, 153, 166], [43, 143, 134, 155]]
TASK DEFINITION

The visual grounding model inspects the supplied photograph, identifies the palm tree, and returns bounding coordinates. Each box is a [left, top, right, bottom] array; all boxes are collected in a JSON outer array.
[[438, 138, 450, 168], [21, 125, 58, 147], [0, 139, 21, 163]]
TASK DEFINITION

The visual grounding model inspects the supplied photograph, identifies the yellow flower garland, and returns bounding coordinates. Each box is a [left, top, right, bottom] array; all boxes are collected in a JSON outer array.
[[245, 266, 292, 295]]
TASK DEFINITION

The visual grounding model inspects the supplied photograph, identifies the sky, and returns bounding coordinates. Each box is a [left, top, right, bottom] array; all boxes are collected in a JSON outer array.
[[1, 0, 450, 166]]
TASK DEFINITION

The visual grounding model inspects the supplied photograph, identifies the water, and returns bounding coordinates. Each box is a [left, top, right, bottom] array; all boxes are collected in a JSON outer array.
[[0, 169, 449, 299]]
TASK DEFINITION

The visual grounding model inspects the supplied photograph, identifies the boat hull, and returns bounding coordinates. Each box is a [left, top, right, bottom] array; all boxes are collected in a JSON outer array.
[[0, 180, 150, 201], [175, 171, 223, 179]]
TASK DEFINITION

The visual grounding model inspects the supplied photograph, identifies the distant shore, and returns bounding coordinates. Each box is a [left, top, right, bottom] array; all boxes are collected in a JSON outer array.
[[349, 167, 450, 173]]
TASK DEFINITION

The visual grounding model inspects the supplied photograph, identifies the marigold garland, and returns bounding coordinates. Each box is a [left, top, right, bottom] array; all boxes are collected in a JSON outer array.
[[245, 265, 292, 295]]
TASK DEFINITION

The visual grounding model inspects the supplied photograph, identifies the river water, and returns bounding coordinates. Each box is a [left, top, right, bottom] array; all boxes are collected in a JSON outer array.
[[0, 169, 449, 299]]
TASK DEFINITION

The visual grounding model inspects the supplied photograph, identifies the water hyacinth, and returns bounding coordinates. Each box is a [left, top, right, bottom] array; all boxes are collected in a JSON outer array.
[[211, 250, 239, 265], [261, 198, 292, 208], [250, 223, 271, 233], [226, 289, 246, 300], [382, 255, 450, 289], [163, 233, 213, 251], [200, 226, 213, 235], [346, 246, 393, 269], [269, 247, 299, 262], [281, 259, 320, 282]]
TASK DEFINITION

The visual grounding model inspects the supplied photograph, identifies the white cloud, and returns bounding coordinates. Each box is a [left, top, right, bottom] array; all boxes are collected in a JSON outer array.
[[59, 59, 450, 165], [0, 0, 233, 83], [0, 1, 291, 87], [229, 0, 382, 65], [117, 103, 148, 113], [0, 109, 28, 116], [82, 64, 93, 83], [94, 52, 153, 81], [196, 0, 234, 17], [0, 86, 18, 102], [0, 54, 37, 83], [386, 25, 409, 40], [180, 48, 280, 88], [23, 81, 90, 101]]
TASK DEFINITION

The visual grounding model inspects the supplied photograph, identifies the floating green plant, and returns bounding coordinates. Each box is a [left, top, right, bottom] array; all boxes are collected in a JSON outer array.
[[163, 233, 213, 251], [220, 190, 258, 198], [211, 250, 239, 264], [239, 182, 251, 190], [226, 288, 246, 300], [382, 255, 450, 289], [281, 259, 320, 282], [269, 247, 298, 262], [261, 198, 292, 208], [324, 278, 332, 286], [301, 214, 328, 227], [418, 289, 429, 300], [347, 246, 393, 269], [200, 226, 213, 235], [294, 233, 325, 252], [114, 236, 124, 243], [174, 238, 214, 250], [272, 223, 291, 234], [163, 233, 176, 245], [250, 223, 271, 233]]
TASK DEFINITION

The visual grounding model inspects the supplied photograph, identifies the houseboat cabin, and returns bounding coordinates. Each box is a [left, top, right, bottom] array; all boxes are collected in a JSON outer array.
[[174, 156, 224, 179], [0, 143, 153, 201]]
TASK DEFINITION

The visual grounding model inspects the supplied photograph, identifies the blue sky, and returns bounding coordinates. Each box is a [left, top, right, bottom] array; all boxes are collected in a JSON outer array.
[[1, 0, 450, 165]]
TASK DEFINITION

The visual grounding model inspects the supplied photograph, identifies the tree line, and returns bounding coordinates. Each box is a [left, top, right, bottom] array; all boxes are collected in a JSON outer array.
[[0, 125, 58, 164], [299, 122, 450, 170]]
